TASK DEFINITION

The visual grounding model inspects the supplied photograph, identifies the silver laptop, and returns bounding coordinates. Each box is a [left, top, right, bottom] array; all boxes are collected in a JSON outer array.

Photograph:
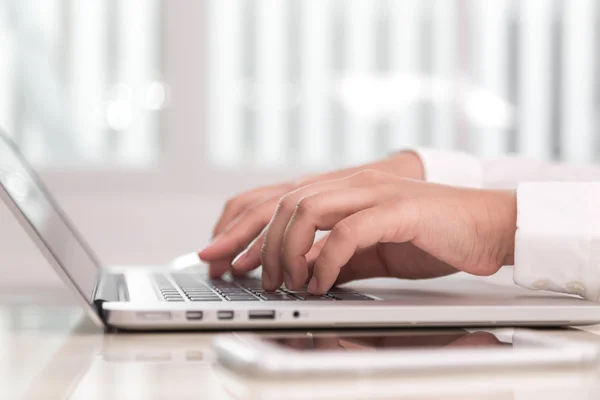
[[2, 130, 600, 331]]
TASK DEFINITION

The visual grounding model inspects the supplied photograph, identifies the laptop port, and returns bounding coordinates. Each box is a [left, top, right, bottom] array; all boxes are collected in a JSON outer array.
[[186, 311, 203, 321], [217, 310, 234, 320], [249, 310, 276, 320], [136, 312, 172, 321]]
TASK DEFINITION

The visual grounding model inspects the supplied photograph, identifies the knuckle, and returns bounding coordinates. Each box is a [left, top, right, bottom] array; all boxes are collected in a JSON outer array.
[[331, 219, 354, 241], [278, 193, 298, 214], [294, 196, 320, 217], [357, 169, 384, 181]]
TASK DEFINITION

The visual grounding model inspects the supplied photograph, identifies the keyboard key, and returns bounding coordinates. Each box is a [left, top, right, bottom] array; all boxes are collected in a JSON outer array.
[[286, 292, 334, 301], [332, 294, 374, 301], [226, 297, 260, 302], [189, 297, 222, 302], [232, 279, 263, 289], [225, 294, 258, 300], [286, 292, 311, 298], [166, 298, 185, 302], [184, 290, 214, 294], [303, 296, 334, 301], [188, 294, 221, 298], [326, 289, 355, 295], [211, 280, 236, 285], [260, 293, 296, 301], [219, 288, 247, 294]]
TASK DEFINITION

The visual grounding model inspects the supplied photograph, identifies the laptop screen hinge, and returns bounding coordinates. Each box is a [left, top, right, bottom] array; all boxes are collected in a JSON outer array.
[[93, 272, 129, 322]]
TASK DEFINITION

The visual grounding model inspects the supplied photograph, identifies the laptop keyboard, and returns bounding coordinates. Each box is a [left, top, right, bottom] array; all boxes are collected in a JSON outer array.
[[153, 273, 374, 302]]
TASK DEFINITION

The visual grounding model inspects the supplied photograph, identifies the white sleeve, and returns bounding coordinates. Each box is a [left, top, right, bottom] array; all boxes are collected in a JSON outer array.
[[414, 148, 600, 189], [412, 148, 485, 188], [514, 183, 600, 301]]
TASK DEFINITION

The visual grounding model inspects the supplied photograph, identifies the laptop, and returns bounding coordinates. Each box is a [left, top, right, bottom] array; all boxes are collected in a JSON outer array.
[[2, 129, 600, 331]]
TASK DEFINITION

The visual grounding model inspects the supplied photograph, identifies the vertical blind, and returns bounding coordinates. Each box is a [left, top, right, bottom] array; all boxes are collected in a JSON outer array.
[[0, 1, 598, 169], [0, 0, 165, 166], [205, 0, 600, 168]]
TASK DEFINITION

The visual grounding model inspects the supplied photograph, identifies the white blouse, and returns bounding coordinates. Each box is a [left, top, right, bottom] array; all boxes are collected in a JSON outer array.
[[414, 148, 600, 301]]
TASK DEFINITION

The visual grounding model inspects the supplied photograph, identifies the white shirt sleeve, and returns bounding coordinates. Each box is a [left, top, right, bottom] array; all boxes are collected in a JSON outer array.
[[412, 148, 600, 300], [414, 148, 600, 189], [514, 183, 600, 301]]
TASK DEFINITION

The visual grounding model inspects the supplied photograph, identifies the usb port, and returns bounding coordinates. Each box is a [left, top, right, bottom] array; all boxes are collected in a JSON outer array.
[[186, 311, 203, 321], [249, 310, 276, 320], [217, 310, 234, 320]]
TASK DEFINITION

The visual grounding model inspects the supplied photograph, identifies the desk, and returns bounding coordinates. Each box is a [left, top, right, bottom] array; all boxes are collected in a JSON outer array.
[[3, 286, 600, 400]]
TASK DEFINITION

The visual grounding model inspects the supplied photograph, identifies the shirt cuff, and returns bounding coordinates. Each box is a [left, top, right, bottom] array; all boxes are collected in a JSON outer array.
[[412, 148, 484, 188], [514, 182, 600, 301]]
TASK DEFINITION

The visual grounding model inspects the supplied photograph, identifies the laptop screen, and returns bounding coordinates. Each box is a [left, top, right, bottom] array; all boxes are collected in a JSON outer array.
[[0, 132, 100, 301]]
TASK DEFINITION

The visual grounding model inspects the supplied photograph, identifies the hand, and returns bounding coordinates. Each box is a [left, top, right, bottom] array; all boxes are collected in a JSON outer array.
[[278, 331, 506, 351], [198, 152, 424, 278], [248, 170, 516, 294]]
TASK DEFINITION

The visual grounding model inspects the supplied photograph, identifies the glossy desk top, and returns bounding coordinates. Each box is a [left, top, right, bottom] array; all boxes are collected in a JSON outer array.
[[4, 286, 600, 400]]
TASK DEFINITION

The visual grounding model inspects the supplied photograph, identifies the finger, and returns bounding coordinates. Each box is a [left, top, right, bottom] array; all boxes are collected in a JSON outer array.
[[281, 186, 398, 290], [313, 337, 345, 350], [199, 197, 278, 261], [231, 229, 266, 273], [303, 237, 327, 285], [449, 332, 504, 348], [208, 258, 233, 279], [212, 184, 290, 237], [230, 226, 326, 277], [261, 170, 392, 289], [308, 201, 419, 294], [305, 235, 327, 265], [261, 176, 364, 290], [229, 263, 248, 277]]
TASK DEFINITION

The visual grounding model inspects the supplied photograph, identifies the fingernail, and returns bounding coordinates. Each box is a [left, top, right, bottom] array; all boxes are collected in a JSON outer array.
[[231, 249, 249, 269], [307, 277, 318, 293]]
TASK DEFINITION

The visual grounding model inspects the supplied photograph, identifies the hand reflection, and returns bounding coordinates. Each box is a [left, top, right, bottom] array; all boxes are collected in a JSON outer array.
[[275, 331, 508, 351]]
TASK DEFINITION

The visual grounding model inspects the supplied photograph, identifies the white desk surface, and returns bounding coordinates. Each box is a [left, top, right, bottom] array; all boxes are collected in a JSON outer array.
[[3, 285, 600, 400]]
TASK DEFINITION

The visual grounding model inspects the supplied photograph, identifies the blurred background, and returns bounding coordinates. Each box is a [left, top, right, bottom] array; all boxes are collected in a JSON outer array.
[[0, 0, 598, 285]]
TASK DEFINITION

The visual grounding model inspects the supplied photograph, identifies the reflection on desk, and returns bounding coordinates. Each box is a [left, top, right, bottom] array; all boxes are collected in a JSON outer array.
[[2, 286, 600, 400]]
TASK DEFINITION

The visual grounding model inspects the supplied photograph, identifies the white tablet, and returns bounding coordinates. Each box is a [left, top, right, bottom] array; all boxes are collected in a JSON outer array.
[[212, 328, 600, 378]]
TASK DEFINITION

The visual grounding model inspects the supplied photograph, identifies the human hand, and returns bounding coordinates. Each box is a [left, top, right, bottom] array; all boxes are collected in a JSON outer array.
[[198, 152, 424, 278], [244, 170, 516, 294]]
